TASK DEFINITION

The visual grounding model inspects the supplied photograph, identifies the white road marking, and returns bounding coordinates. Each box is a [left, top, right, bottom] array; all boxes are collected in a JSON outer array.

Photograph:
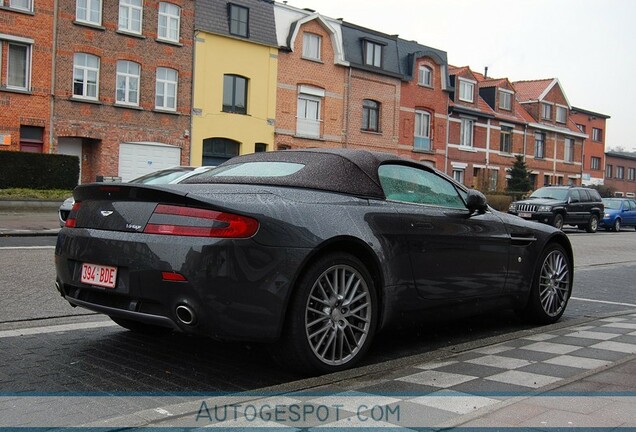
[[570, 297, 636, 308], [0, 246, 56, 250], [0, 321, 118, 338]]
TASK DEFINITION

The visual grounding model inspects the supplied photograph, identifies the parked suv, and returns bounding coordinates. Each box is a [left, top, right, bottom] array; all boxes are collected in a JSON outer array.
[[508, 186, 604, 232]]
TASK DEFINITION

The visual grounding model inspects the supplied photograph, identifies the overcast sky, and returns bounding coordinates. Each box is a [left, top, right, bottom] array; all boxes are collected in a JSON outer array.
[[286, 0, 635, 151]]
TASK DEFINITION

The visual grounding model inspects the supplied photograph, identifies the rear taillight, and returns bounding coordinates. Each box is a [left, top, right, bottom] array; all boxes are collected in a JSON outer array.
[[144, 204, 259, 238], [65, 202, 81, 228]]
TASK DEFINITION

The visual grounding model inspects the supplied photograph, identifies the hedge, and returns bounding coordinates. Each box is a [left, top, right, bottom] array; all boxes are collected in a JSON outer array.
[[0, 151, 79, 190]]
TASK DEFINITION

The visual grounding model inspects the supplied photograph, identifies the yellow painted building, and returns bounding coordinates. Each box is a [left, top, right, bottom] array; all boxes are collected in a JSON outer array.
[[191, 2, 278, 166]]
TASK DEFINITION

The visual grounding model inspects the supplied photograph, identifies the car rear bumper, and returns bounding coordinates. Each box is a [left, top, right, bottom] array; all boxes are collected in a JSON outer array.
[[54, 228, 307, 342]]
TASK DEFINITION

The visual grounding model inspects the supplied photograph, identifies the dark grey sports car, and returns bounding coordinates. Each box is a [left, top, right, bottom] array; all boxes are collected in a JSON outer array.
[[54, 149, 574, 374]]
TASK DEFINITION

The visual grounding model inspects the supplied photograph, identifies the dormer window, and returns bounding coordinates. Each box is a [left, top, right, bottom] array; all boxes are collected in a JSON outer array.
[[302, 33, 321, 61], [541, 103, 552, 120], [499, 89, 512, 110], [556, 106, 567, 124], [364, 40, 383, 68], [418, 66, 432, 87], [228, 3, 249, 38], [458, 79, 475, 103]]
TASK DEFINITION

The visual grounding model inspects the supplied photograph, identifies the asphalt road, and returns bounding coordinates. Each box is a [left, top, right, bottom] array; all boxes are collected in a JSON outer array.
[[1, 229, 635, 393]]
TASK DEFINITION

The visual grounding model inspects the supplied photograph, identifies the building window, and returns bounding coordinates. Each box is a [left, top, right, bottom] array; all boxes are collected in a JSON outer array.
[[158, 2, 180, 43], [534, 132, 545, 159], [73, 53, 99, 99], [302, 33, 321, 60], [460, 118, 474, 147], [606, 164, 613, 178], [364, 40, 382, 67], [228, 3, 249, 37], [202, 138, 240, 166], [452, 169, 464, 184], [19, 125, 43, 153], [541, 103, 552, 120], [155, 67, 177, 111], [6, 43, 30, 91], [556, 106, 567, 123], [576, 123, 586, 133], [222, 74, 247, 114], [255, 143, 267, 153], [499, 90, 512, 110], [592, 127, 602, 141], [414, 110, 431, 151], [297, 93, 321, 138], [7, 0, 33, 11], [76, 0, 102, 25], [459, 79, 474, 103], [590, 156, 600, 170], [628, 168, 636, 181], [118, 0, 143, 34], [544, 174, 551, 186], [500, 126, 512, 153], [362, 99, 380, 132], [616, 166, 625, 179], [565, 138, 574, 163], [418, 66, 432, 87], [116, 60, 140, 106]]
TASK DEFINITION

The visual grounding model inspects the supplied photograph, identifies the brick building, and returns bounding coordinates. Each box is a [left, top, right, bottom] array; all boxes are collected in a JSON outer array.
[[571, 107, 610, 186], [512, 79, 586, 189], [52, 0, 193, 183], [273, 4, 348, 149], [0, 0, 54, 153], [604, 152, 636, 198]]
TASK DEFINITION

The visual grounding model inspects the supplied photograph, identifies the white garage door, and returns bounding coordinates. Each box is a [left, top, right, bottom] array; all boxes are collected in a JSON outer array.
[[118, 142, 181, 182]]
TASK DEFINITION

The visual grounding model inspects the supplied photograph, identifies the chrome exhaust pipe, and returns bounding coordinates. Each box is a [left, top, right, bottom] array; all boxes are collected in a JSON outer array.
[[176, 304, 196, 325]]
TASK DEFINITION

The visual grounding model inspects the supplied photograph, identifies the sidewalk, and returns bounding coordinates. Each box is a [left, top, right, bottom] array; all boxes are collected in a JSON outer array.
[[0, 205, 61, 236]]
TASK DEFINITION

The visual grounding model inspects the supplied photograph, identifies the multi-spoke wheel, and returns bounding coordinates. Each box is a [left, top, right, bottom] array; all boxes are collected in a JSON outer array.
[[552, 214, 564, 230], [273, 253, 377, 374], [520, 243, 572, 324], [585, 214, 599, 233], [613, 219, 621, 232]]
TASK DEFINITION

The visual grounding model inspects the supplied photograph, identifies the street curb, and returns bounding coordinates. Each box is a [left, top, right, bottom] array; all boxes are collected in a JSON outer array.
[[0, 200, 63, 210]]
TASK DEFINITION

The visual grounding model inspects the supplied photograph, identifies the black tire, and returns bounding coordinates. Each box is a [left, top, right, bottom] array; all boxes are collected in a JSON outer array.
[[272, 252, 378, 375], [110, 316, 172, 336], [585, 214, 599, 233], [520, 243, 572, 324], [613, 219, 621, 232], [552, 214, 564, 230]]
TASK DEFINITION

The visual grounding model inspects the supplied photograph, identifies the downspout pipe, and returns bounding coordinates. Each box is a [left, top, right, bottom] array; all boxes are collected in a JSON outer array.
[[49, 0, 59, 155]]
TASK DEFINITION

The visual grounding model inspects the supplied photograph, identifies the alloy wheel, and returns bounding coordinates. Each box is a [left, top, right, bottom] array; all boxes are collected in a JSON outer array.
[[538, 250, 570, 317], [305, 264, 372, 366]]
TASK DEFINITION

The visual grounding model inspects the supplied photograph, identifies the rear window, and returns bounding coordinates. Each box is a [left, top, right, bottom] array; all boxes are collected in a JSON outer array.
[[195, 162, 304, 179]]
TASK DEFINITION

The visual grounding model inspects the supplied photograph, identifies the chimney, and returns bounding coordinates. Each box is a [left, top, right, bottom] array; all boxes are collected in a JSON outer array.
[[484, 66, 488, 79]]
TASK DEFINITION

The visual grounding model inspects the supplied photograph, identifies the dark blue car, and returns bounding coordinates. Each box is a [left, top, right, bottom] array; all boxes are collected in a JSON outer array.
[[601, 198, 636, 231]]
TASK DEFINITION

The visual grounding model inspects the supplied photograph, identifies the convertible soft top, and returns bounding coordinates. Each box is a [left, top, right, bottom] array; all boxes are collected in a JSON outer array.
[[184, 149, 417, 199]]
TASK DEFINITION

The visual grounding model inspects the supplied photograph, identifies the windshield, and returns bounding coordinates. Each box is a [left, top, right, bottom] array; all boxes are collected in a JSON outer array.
[[603, 199, 622, 210], [529, 187, 568, 201], [130, 168, 194, 184]]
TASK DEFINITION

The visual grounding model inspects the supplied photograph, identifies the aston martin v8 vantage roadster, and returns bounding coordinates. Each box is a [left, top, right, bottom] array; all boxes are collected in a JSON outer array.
[[54, 149, 574, 374]]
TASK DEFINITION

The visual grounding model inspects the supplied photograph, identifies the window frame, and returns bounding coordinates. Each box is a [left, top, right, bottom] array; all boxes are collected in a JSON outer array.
[[458, 79, 475, 103], [460, 118, 474, 147], [302, 32, 321, 61], [118, 0, 143, 34], [534, 132, 545, 159], [500, 126, 512, 154], [418, 65, 432, 87], [541, 103, 552, 120], [155, 67, 178, 111], [8, 0, 33, 12], [627, 168, 636, 182], [296, 93, 322, 138], [6, 42, 31, 91], [158, 2, 181, 43], [363, 40, 383, 68], [76, 0, 102, 26], [72, 53, 100, 100], [498, 89, 512, 110], [222, 74, 248, 115], [564, 138, 574, 163], [616, 166, 625, 180], [228, 3, 249, 38], [590, 156, 601, 170], [414, 110, 431, 151], [592, 127, 602, 141], [115, 60, 141, 106], [606, 164, 613, 179], [556, 106, 567, 124], [361, 99, 380, 132]]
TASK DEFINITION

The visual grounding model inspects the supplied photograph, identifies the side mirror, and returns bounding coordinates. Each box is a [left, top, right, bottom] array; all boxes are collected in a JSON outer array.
[[466, 189, 488, 214]]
